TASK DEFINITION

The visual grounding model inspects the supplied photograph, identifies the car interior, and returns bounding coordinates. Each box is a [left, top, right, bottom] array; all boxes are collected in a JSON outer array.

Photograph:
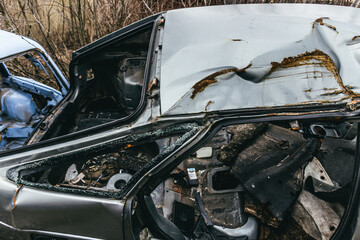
[[40, 27, 153, 139], [13, 118, 357, 240]]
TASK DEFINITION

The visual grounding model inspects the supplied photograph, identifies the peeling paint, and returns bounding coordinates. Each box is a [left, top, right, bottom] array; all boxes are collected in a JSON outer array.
[[191, 78, 218, 99], [11, 184, 22, 212], [205, 100, 214, 112], [352, 35, 360, 41], [312, 17, 338, 33], [158, 18, 165, 27], [147, 77, 159, 93], [270, 50, 329, 73], [321, 90, 344, 96], [191, 63, 252, 99], [270, 49, 359, 99], [346, 99, 360, 111]]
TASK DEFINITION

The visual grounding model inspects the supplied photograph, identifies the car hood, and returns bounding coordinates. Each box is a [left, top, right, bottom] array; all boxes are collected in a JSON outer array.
[[160, 4, 360, 115]]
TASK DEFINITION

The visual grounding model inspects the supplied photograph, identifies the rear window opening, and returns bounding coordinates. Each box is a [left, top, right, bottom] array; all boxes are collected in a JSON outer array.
[[135, 119, 356, 240], [37, 26, 154, 141], [65, 28, 152, 134]]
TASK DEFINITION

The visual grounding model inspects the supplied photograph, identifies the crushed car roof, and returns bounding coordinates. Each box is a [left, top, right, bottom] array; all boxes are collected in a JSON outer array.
[[0, 30, 45, 60], [160, 4, 360, 115]]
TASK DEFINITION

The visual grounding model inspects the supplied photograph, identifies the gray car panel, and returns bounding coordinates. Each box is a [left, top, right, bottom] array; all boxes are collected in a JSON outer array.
[[0, 171, 125, 239], [160, 4, 360, 115]]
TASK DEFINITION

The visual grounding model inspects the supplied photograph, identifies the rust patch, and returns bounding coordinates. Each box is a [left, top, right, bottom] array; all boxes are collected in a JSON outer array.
[[270, 49, 360, 99], [205, 100, 214, 111], [305, 89, 312, 93], [158, 18, 165, 27], [312, 17, 338, 33], [191, 78, 218, 99], [347, 99, 360, 111], [11, 184, 23, 212], [147, 77, 159, 93], [123, 144, 133, 149], [321, 90, 344, 96], [352, 36, 360, 41], [270, 50, 328, 73], [151, 116, 161, 122], [283, 100, 332, 106], [191, 63, 252, 99]]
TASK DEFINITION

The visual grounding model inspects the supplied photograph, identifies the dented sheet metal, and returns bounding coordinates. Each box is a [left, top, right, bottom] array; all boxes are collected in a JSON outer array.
[[160, 5, 360, 115]]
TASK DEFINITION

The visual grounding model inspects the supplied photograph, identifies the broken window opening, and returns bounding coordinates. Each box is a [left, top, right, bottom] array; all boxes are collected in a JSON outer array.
[[50, 27, 154, 137], [7, 123, 200, 199]]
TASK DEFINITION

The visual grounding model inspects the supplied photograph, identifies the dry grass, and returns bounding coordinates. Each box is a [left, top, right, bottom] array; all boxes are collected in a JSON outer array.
[[0, 0, 358, 77]]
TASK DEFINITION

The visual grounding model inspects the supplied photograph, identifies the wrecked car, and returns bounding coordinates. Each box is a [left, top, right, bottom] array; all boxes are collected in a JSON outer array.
[[0, 30, 69, 150], [1, 3, 360, 240]]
